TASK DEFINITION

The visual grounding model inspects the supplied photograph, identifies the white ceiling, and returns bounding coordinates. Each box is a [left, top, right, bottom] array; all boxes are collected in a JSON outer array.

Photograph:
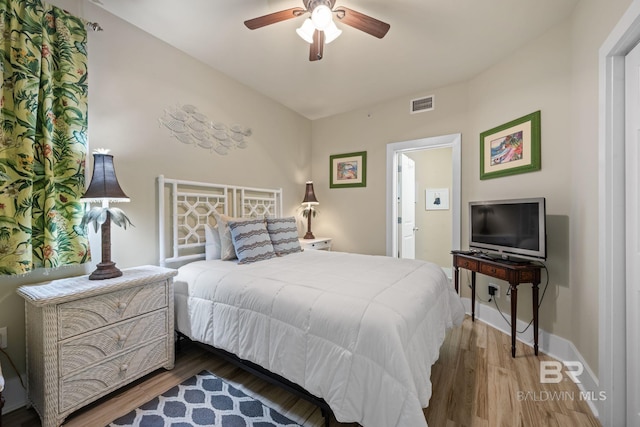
[[92, 0, 579, 120]]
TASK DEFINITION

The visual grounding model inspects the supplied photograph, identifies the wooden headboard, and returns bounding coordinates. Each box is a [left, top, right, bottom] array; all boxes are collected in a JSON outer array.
[[158, 175, 282, 267]]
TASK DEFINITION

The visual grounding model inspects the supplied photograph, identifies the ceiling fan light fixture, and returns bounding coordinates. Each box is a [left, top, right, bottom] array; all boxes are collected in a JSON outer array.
[[311, 4, 333, 30], [245, 1, 390, 62], [296, 18, 315, 43], [324, 20, 342, 44]]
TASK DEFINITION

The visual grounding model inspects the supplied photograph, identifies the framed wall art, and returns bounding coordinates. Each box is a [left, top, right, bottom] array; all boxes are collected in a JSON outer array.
[[426, 188, 449, 210], [480, 110, 541, 180], [330, 151, 367, 188]]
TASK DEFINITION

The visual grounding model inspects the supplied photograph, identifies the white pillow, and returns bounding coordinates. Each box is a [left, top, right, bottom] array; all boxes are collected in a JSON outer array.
[[204, 224, 221, 260], [213, 212, 248, 260]]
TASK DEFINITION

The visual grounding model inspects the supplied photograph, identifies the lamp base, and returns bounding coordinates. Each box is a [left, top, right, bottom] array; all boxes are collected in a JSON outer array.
[[303, 231, 315, 239], [89, 261, 123, 280]]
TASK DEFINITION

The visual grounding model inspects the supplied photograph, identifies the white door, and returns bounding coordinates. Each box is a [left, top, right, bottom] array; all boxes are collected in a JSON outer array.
[[625, 40, 640, 425], [398, 154, 416, 259]]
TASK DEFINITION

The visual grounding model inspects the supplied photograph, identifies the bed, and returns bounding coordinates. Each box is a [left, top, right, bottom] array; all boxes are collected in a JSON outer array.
[[158, 176, 465, 427]]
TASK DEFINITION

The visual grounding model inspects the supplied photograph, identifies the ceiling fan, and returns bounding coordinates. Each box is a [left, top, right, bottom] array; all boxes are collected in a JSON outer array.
[[244, 0, 390, 61]]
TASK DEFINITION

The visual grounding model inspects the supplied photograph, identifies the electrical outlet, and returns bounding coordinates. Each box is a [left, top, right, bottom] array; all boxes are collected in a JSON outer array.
[[0, 326, 7, 349], [488, 283, 500, 299]]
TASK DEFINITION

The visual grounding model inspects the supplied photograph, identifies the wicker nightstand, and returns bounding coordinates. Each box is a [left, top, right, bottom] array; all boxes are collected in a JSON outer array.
[[17, 265, 177, 427]]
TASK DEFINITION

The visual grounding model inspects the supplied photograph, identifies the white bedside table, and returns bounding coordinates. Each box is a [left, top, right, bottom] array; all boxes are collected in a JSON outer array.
[[17, 265, 177, 427], [299, 237, 332, 251]]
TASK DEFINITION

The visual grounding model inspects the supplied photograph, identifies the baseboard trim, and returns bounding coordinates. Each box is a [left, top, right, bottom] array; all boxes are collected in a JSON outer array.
[[461, 297, 602, 419]]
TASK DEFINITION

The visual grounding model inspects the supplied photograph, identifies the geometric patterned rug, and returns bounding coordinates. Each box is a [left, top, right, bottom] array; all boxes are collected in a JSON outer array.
[[109, 370, 302, 427]]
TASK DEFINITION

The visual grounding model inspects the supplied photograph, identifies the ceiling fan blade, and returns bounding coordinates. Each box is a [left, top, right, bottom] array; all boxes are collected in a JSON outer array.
[[334, 6, 390, 39], [309, 30, 325, 61], [244, 7, 306, 30]]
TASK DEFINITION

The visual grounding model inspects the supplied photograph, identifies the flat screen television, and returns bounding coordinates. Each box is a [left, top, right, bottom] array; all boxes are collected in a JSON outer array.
[[469, 197, 546, 261]]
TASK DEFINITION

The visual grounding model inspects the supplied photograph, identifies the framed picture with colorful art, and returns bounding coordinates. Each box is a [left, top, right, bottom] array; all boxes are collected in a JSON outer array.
[[480, 111, 541, 180], [330, 151, 367, 188]]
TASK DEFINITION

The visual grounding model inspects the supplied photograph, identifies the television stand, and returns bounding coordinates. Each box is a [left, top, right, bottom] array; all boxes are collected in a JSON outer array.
[[452, 253, 541, 357]]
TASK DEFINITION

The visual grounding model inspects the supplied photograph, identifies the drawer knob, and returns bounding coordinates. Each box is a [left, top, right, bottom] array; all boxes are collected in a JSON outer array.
[[120, 364, 129, 372], [118, 302, 127, 311], [118, 334, 127, 344]]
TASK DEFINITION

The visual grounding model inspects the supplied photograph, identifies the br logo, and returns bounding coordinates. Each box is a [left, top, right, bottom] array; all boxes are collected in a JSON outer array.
[[539, 361, 583, 384]]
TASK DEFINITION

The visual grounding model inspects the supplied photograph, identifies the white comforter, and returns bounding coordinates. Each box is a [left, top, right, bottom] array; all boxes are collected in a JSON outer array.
[[174, 250, 464, 427]]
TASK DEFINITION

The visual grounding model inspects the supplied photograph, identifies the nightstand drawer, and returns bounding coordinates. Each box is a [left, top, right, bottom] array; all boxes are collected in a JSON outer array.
[[308, 239, 331, 250], [59, 338, 168, 412], [59, 310, 168, 377], [58, 281, 168, 340], [480, 264, 508, 280], [299, 237, 332, 251]]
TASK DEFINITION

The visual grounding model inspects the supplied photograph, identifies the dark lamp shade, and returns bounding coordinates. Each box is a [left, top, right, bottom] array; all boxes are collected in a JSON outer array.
[[302, 181, 319, 205], [81, 153, 129, 202]]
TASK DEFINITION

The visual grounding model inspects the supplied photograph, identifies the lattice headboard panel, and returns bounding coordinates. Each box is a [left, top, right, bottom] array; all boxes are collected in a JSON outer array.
[[158, 175, 282, 266]]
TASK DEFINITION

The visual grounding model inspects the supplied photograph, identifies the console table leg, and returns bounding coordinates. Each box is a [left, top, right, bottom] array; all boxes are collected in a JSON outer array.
[[532, 282, 540, 355], [471, 271, 476, 321], [510, 283, 518, 357], [454, 266, 459, 293]]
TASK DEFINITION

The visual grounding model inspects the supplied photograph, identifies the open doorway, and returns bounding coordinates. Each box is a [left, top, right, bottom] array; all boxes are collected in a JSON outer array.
[[401, 148, 454, 267], [386, 134, 461, 271]]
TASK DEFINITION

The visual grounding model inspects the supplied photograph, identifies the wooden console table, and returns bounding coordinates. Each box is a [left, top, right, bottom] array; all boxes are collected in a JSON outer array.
[[452, 253, 541, 357]]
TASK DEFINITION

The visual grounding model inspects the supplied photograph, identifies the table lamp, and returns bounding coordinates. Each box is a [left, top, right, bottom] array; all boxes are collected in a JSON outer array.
[[301, 181, 319, 239], [81, 150, 130, 280]]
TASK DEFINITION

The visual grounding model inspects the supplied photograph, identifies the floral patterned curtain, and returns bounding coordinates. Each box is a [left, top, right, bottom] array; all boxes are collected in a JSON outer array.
[[0, 0, 89, 275]]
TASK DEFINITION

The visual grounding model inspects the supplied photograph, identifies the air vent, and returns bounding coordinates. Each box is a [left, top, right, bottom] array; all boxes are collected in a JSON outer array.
[[410, 95, 434, 114]]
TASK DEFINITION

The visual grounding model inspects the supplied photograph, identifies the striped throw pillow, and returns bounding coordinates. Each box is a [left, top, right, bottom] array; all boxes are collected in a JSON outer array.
[[228, 219, 276, 264], [266, 217, 302, 256]]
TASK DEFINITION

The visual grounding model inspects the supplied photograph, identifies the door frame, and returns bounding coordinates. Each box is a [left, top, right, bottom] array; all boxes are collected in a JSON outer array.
[[624, 40, 640, 427], [599, 1, 640, 425], [386, 133, 461, 258]]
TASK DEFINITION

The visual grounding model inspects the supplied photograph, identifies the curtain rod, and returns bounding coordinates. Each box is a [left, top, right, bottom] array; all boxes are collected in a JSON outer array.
[[60, 7, 103, 31]]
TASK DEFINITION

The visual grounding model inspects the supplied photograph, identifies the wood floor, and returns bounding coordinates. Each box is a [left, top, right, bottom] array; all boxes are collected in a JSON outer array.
[[2, 316, 601, 427]]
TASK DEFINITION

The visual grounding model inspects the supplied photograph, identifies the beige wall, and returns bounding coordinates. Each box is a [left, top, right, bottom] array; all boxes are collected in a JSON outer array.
[[0, 1, 311, 385], [406, 148, 453, 268]]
